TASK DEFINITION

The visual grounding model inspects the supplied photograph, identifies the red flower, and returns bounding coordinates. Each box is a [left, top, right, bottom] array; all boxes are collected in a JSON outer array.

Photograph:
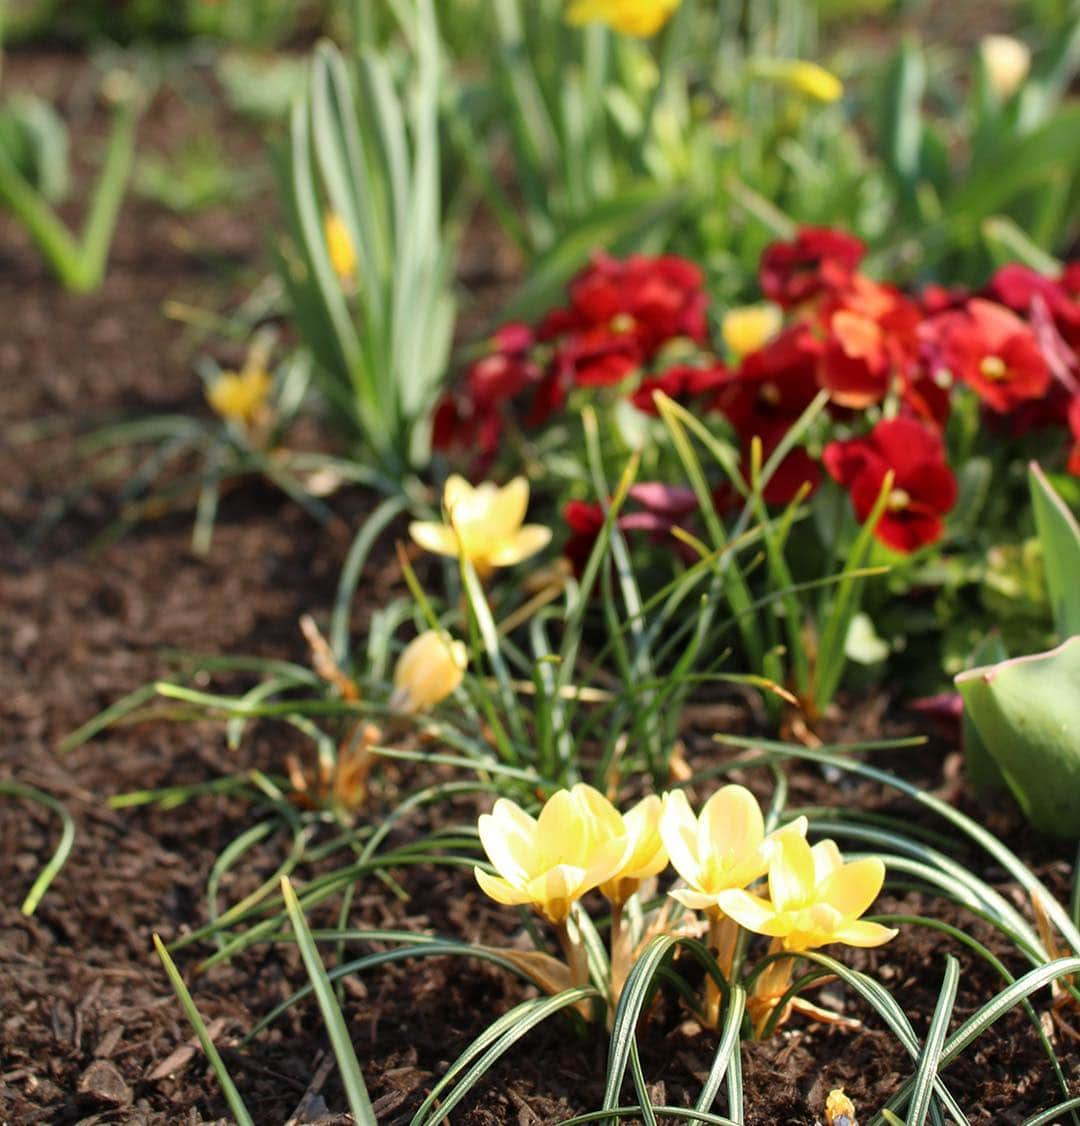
[[563, 500, 606, 577], [759, 226, 865, 309], [431, 394, 503, 470], [987, 264, 1080, 350], [631, 362, 729, 415], [714, 324, 822, 436], [823, 418, 958, 552], [816, 277, 922, 409], [921, 298, 1051, 414], [568, 253, 709, 353]]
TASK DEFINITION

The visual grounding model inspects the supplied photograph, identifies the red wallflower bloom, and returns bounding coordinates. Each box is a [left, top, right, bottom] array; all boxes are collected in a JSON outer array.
[[759, 226, 865, 309], [921, 298, 1051, 414], [823, 418, 957, 552], [631, 362, 729, 415]]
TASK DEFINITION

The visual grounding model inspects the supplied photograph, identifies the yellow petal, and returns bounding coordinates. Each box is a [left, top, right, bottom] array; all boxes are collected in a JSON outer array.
[[830, 919, 898, 948], [479, 800, 539, 884], [486, 524, 553, 567], [490, 477, 530, 538], [475, 867, 534, 907], [409, 521, 460, 558], [768, 832, 815, 912], [668, 887, 722, 912], [714, 888, 784, 934], [660, 790, 702, 888], [536, 789, 588, 868], [699, 784, 764, 866], [810, 839, 845, 886], [621, 795, 668, 879], [821, 856, 885, 920], [442, 474, 476, 515]]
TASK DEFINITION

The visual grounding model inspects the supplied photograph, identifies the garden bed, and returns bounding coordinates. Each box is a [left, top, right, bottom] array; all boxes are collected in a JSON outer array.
[[2, 46, 1078, 1126]]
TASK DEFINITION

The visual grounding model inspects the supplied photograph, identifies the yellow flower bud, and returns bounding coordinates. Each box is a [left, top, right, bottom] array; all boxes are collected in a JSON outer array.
[[825, 1088, 857, 1126], [390, 629, 467, 714], [753, 58, 844, 103], [716, 833, 897, 952], [324, 209, 357, 284], [565, 0, 681, 38], [474, 785, 631, 924], [980, 34, 1031, 100], [409, 475, 552, 578], [206, 365, 273, 426], [661, 786, 807, 915], [722, 303, 783, 361]]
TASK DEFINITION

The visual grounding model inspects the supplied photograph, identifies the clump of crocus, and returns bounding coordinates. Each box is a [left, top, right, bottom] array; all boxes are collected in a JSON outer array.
[[410, 475, 552, 578], [565, 0, 681, 38], [661, 786, 806, 1024], [324, 209, 357, 284], [718, 832, 896, 1033]]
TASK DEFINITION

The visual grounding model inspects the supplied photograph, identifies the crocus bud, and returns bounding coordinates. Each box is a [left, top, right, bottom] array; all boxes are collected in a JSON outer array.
[[324, 210, 357, 283], [390, 629, 467, 714], [207, 366, 273, 426], [980, 34, 1030, 100], [721, 303, 783, 361]]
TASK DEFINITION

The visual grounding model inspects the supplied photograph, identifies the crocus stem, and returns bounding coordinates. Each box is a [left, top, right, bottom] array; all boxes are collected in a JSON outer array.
[[557, 916, 590, 990], [749, 939, 795, 1038], [609, 899, 631, 1007], [704, 912, 739, 1029]]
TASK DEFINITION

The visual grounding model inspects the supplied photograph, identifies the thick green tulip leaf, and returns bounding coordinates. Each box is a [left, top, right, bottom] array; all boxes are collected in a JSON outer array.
[[956, 636, 1080, 838], [1029, 462, 1080, 637]]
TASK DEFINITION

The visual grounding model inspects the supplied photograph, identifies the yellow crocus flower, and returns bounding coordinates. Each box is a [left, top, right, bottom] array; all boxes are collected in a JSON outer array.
[[390, 628, 467, 714], [474, 787, 630, 924], [722, 303, 783, 361], [207, 365, 273, 426], [660, 786, 807, 913], [324, 209, 357, 283], [716, 833, 897, 952], [409, 475, 552, 578], [825, 1089, 857, 1126], [753, 58, 843, 103], [565, 0, 681, 38], [980, 34, 1031, 100]]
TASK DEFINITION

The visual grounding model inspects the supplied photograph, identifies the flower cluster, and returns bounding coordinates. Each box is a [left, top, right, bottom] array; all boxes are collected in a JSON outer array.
[[475, 782, 894, 1027], [437, 234, 1080, 554]]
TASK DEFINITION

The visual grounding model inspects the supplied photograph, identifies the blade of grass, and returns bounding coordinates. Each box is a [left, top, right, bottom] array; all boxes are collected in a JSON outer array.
[[153, 935, 254, 1126]]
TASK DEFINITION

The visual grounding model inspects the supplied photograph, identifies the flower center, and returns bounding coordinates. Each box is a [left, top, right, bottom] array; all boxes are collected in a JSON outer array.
[[759, 381, 781, 406], [610, 313, 637, 335], [980, 355, 1008, 381], [887, 487, 911, 511]]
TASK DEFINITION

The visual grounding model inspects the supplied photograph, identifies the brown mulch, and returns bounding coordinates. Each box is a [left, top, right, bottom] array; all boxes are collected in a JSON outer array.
[[2, 47, 1078, 1126]]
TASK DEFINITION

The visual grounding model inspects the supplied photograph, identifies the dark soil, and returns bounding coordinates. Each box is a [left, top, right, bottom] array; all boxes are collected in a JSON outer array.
[[2, 48, 1078, 1126]]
